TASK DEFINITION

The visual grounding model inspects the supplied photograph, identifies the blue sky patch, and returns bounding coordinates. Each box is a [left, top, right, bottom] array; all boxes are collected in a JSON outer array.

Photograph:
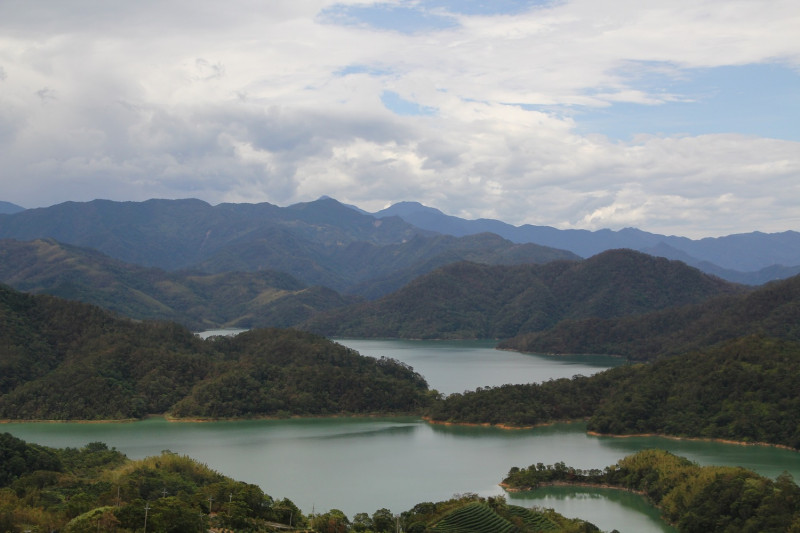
[[319, 0, 554, 33], [574, 62, 800, 141], [381, 91, 437, 116]]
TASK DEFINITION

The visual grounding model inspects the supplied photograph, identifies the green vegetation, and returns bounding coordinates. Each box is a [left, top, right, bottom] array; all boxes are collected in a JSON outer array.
[[503, 449, 800, 533], [427, 336, 800, 449], [500, 272, 800, 361], [0, 238, 357, 330], [0, 433, 304, 532], [306, 250, 741, 339], [426, 499, 596, 533], [1, 433, 596, 532], [0, 284, 430, 420]]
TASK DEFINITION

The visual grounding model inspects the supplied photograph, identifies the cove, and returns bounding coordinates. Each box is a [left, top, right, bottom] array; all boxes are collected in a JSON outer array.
[[4, 339, 798, 533], [335, 338, 624, 394]]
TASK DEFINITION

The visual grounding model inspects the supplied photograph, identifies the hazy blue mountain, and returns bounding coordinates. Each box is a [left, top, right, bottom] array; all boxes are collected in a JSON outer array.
[[0, 197, 425, 270], [0, 201, 24, 214], [0, 198, 578, 298], [373, 201, 800, 281]]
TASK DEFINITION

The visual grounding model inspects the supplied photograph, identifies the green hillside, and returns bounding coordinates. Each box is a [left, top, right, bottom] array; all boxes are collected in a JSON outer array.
[[427, 335, 800, 448], [500, 271, 800, 360], [503, 449, 800, 533], [0, 285, 429, 420], [0, 238, 356, 330], [305, 249, 743, 339]]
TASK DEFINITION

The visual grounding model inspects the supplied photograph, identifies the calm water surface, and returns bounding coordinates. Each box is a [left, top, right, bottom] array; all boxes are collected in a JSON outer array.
[[336, 338, 623, 394], [5, 339, 798, 533]]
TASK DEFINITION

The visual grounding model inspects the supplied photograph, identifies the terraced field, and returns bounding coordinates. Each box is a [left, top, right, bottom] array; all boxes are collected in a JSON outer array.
[[431, 502, 560, 532]]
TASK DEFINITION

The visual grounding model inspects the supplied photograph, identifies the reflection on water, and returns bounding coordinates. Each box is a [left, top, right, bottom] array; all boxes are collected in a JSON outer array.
[[336, 338, 623, 394], [510, 486, 677, 533]]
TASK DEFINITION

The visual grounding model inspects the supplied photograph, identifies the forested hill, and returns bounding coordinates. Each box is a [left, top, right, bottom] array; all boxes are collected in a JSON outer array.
[[304, 249, 744, 339], [427, 335, 800, 449], [0, 238, 358, 330], [499, 271, 800, 360], [0, 285, 430, 420]]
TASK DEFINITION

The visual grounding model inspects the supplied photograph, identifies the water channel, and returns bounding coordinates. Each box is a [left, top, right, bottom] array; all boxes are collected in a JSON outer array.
[[4, 338, 798, 533]]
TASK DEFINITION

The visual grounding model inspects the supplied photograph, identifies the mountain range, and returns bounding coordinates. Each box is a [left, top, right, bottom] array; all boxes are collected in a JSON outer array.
[[373, 201, 800, 283], [0, 198, 577, 298], [4, 197, 799, 286]]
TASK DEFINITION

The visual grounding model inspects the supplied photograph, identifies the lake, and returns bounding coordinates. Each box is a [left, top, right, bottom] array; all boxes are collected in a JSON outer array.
[[4, 339, 798, 533]]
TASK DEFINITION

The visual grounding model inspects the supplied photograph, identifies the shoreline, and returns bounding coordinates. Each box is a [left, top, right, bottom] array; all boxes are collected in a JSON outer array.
[[500, 480, 647, 497], [422, 416, 583, 431], [585, 430, 798, 452], [4, 414, 797, 452], [1, 412, 420, 425], [422, 417, 798, 451]]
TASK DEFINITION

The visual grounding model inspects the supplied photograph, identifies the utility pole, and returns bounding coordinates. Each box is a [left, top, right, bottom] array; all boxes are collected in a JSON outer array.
[[143, 502, 150, 533]]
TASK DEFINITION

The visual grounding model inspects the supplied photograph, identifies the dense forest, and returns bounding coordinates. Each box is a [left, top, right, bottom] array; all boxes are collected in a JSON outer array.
[[426, 336, 800, 449], [503, 449, 800, 532], [305, 249, 742, 339], [0, 284, 430, 420], [1, 432, 596, 532], [500, 272, 800, 360]]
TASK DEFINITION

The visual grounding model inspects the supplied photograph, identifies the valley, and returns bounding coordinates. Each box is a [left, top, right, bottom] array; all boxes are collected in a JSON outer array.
[[2, 196, 800, 531]]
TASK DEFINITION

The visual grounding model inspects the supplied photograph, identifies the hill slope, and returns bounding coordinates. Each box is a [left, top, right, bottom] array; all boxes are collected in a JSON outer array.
[[304, 249, 743, 339], [0, 285, 429, 420], [0, 238, 356, 330], [427, 335, 800, 448], [499, 271, 800, 360]]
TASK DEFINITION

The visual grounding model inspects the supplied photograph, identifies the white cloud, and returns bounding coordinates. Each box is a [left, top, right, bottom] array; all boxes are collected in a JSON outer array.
[[0, 0, 798, 237]]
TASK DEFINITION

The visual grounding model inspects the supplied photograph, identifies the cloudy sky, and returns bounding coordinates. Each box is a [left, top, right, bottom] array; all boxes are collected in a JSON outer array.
[[1, 0, 799, 237]]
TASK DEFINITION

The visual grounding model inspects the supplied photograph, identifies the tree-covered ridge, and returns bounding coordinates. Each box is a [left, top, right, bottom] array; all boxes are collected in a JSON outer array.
[[0, 238, 358, 330], [503, 449, 800, 533], [427, 336, 800, 449], [0, 285, 430, 420], [305, 249, 742, 339], [500, 272, 800, 361]]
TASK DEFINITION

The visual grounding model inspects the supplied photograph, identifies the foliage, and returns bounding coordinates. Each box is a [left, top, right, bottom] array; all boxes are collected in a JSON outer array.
[[0, 285, 430, 420], [501, 272, 800, 360], [305, 250, 741, 339], [503, 449, 800, 533], [427, 336, 800, 449], [0, 238, 358, 331], [0, 438, 305, 532]]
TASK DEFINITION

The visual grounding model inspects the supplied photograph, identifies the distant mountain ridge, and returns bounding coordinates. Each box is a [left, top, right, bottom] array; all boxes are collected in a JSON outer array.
[[373, 201, 800, 283], [0, 201, 24, 215], [0, 198, 578, 299]]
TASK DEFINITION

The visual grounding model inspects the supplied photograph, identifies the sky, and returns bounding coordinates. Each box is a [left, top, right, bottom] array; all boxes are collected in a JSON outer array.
[[1, 0, 799, 238]]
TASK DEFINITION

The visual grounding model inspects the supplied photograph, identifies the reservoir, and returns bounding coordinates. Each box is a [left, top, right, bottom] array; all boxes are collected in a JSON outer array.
[[4, 339, 798, 532]]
